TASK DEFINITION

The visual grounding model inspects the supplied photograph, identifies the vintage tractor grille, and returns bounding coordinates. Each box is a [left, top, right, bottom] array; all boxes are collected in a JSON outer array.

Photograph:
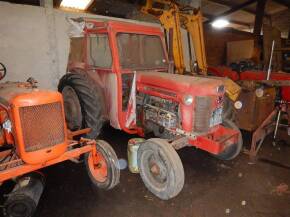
[[19, 102, 65, 152], [194, 96, 212, 133]]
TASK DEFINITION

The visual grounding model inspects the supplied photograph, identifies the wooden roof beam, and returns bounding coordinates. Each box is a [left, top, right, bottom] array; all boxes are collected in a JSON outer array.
[[207, 0, 270, 17], [203, 13, 252, 28], [204, 0, 258, 24], [272, 0, 290, 8]]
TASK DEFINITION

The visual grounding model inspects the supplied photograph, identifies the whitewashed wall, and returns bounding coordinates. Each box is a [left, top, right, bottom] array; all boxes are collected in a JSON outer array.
[[0, 2, 193, 89]]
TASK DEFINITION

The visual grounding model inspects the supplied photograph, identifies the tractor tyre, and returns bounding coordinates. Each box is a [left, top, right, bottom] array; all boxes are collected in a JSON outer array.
[[137, 138, 184, 200], [222, 96, 234, 120], [215, 119, 243, 160], [58, 72, 104, 139], [85, 140, 120, 190], [3, 173, 44, 217], [4, 195, 36, 217]]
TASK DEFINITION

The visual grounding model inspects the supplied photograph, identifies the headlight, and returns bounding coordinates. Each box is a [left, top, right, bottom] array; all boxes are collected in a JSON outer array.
[[3, 119, 12, 133], [234, 100, 243, 110], [183, 94, 193, 105], [255, 88, 264, 98], [217, 85, 225, 93]]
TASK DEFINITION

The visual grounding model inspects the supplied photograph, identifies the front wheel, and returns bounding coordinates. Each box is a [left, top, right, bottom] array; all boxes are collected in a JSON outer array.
[[85, 140, 120, 190], [138, 138, 184, 200], [215, 119, 243, 160]]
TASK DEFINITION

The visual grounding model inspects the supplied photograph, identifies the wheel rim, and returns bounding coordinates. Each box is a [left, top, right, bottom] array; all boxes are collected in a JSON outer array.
[[142, 150, 168, 189], [62, 86, 82, 130], [88, 151, 108, 183]]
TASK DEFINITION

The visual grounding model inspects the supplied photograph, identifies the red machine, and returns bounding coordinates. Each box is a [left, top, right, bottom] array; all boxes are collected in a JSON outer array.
[[208, 66, 290, 101], [59, 18, 241, 200]]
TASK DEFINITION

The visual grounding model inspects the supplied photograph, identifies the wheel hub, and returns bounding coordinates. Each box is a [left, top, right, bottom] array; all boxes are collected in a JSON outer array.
[[88, 152, 108, 183], [150, 163, 160, 175], [148, 155, 167, 183], [62, 86, 83, 130], [6, 201, 30, 217]]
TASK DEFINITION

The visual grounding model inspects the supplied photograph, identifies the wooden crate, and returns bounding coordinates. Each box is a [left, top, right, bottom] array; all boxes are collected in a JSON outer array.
[[235, 86, 276, 131]]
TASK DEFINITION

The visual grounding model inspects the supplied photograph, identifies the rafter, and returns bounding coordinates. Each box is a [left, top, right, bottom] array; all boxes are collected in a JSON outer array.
[[207, 0, 270, 17], [272, 0, 290, 8], [203, 12, 252, 27], [204, 0, 258, 24]]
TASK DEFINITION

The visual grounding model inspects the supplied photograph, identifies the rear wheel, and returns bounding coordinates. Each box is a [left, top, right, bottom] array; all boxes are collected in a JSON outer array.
[[4, 195, 36, 217], [3, 173, 44, 217], [215, 119, 243, 160], [137, 138, 184, 200], [85, 140, 120, 190], [58, 72, 104, 139], [222, 96, 234, 120]]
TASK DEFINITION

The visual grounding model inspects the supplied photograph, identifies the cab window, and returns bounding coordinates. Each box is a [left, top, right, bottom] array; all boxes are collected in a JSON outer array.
[[88, 34, 112, 68]]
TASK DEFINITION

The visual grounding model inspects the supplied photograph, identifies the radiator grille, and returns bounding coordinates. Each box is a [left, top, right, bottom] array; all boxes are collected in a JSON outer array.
[[19, 102, 65, 152], [194, 96, 212, 133]]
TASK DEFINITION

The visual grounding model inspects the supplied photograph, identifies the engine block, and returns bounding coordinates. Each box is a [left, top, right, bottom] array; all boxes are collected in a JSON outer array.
[[137, 94, 179, 130]]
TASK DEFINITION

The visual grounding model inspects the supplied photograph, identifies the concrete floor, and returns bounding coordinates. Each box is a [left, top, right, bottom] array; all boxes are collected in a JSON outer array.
[[3, 126, 290, 217]]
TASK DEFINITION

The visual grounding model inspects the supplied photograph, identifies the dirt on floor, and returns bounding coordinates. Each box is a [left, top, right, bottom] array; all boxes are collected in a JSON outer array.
[[1, 125, 290, 217]]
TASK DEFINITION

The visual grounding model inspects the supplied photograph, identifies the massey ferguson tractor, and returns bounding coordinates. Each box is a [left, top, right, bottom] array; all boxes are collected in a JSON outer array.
[[59, 18, 242, 200], [0, 63, 120, 217]]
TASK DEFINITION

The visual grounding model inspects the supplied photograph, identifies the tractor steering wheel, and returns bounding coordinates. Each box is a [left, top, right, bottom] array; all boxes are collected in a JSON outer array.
[[0, 63, 7, 81]]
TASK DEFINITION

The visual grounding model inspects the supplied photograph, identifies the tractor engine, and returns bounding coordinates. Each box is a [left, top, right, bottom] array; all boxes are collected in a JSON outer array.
[[137, 93, 179, 137], [137, 92, 224, 138], [0, 82, 67, 165]]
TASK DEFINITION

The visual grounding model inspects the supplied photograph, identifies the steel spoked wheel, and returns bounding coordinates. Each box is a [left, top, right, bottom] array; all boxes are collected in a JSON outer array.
[[138, 138, 184, 200], [85, 140, 120, 190], [215, 119, 243, 160]]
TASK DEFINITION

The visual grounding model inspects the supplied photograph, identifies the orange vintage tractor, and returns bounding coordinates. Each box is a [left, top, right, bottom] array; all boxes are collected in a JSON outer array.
[[0, 63, 120, 217]]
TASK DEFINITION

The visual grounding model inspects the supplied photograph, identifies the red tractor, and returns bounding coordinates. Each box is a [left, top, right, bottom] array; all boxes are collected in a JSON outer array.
[[59, 18, 242, 200], [0, 63, 120, 217]]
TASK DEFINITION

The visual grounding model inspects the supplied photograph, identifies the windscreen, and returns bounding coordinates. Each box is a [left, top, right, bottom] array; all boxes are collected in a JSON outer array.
[[117, 33, 167, 70]]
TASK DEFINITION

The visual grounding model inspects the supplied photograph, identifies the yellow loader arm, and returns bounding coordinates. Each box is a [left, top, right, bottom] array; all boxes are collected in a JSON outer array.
[[141, 0, 185, 74], [181, 11, 207, 75], [142, 0, 207, 75], [141, 0, 241, 101]]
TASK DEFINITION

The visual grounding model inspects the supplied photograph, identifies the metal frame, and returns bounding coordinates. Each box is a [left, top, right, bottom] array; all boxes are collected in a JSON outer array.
[[0, 138, 97, 183]]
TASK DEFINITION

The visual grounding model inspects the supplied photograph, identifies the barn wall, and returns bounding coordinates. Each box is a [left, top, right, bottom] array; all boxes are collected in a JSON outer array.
[[271, 9, 290, 38], [0, 2, 163, 89], [204, 27, 253, 66], [0, 0, 255, 87]]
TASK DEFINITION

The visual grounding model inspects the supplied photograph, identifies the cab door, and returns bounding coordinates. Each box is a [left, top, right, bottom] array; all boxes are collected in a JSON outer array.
[[86, 33, 121, 129]]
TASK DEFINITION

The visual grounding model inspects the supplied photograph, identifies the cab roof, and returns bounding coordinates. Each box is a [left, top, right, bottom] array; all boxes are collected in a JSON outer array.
[[81, 18, 164, 36]]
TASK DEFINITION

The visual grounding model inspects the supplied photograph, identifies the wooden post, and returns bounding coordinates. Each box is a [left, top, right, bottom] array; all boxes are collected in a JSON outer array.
[[252, 0, 267, 63], [253, 0, 267, 44]]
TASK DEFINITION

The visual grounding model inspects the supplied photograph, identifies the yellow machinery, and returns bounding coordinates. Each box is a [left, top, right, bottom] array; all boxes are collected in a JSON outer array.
[[141, 0, 241, 101], [142, 0, 207, 75]]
